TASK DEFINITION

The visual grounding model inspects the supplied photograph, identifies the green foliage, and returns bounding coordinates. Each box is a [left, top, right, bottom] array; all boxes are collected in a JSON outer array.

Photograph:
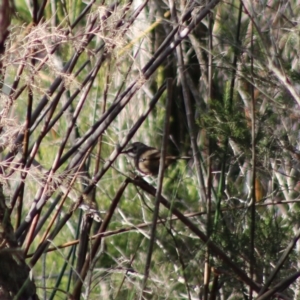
[[199, 84, 251, 151]]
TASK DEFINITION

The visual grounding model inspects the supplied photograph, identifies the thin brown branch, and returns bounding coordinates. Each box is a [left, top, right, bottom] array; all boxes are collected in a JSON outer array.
[[71, 179, 129, 298], [131, 177, 261, 292], [140, 78, 172, 297]]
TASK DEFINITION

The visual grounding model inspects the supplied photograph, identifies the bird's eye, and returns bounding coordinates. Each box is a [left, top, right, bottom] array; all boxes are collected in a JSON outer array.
[[132, 147, 137, 153]]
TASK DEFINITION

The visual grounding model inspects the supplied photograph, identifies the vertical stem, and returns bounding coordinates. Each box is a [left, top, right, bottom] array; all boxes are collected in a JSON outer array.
[[249, 11, 256, 300], [15, 84, 33, 229], [140, 79, 172, 298], [170, 0, 207, 204], [204, 4, 214, 299], [213, 0, 243, 228]]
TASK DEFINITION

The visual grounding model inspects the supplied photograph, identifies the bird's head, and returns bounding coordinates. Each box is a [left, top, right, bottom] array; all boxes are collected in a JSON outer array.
[[121, 142, 152, 158]]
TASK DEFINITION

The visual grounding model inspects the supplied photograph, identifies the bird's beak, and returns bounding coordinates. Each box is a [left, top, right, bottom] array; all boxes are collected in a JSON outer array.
[[121, 146, 131, 154], [121, 145, 137, 157]]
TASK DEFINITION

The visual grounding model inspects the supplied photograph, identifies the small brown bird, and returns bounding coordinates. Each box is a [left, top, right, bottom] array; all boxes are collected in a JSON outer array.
[[122, 142, 190, 176]]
